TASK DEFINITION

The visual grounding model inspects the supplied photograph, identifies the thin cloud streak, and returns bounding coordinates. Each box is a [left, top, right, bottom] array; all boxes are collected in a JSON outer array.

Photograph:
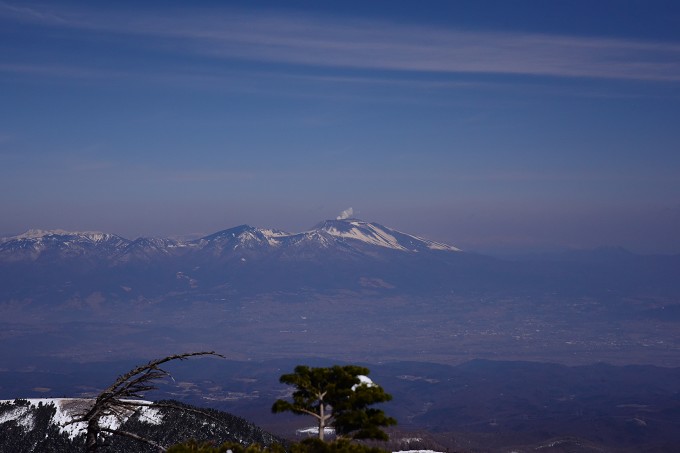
[[2, 3, 680, 82], [0, 63, 131, 79]]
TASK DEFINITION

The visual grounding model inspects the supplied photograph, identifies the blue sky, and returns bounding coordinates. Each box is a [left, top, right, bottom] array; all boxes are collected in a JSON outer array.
[[1, 1, 679, 253]]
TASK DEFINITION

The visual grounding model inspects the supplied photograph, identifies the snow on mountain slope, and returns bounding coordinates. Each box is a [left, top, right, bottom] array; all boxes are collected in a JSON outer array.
[[193, 219, 461, 255], [190, 219, 460, 255], [0, 398, 161, 439], [115, 237, 185, 262], [7, 229, 127, 245], [0, 218, 460, 262], [0, 229, 130, 261], [314, 219, 460, 252], [195, 225, 291, 251]]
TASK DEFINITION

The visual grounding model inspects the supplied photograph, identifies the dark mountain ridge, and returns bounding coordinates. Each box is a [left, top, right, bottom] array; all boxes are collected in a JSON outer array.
[[0, 398, 281, 453]]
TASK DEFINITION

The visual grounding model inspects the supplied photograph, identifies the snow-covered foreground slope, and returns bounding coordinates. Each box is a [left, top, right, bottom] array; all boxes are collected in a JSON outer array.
[[0, 398, 280, 452], [0, 398, 161, 439], [393, 451, 443, 453], [1, 399, 442, 453]]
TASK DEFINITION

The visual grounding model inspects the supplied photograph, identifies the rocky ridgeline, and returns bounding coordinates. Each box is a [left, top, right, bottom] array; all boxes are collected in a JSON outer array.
[[0, 398, 281, 453]]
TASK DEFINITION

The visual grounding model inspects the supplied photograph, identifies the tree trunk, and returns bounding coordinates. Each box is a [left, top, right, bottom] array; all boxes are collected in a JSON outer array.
[[318, 403, 325, 441], [85, 420, 99, 452]]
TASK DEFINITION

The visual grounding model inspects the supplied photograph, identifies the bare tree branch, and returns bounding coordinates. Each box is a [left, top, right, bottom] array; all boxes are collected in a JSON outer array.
[[72, 351, 225, 452], [99, 427, 167, 452]]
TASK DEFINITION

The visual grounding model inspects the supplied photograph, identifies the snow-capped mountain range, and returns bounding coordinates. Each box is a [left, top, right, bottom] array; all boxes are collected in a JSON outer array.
[[0, 229, 129, 261], [5, 217, 677, 306], [0, 218, 459, 262]]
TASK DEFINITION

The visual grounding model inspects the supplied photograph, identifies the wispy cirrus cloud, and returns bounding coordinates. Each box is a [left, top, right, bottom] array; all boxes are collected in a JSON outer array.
[[2, 2, 680, 82], [0, 63, 130, 79]]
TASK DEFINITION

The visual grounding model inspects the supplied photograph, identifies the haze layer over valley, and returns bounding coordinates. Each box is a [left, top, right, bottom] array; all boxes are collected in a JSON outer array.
[[1, 217, 678, 368]]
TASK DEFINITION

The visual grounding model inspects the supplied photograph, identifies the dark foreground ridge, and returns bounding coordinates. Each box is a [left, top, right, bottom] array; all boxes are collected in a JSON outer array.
[[0, 398, 281, 453], [3, 359, 680, 452]]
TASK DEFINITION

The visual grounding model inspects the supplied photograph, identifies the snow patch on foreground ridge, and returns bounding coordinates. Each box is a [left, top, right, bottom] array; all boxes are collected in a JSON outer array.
[[295, 429, 445, 453], [296, 426, 336, 436], [0, 398, 163, 439], [393, 451, 443, 453]]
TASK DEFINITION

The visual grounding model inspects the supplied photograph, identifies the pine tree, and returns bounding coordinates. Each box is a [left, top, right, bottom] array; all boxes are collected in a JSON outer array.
[[272, 365, 396, 441]]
